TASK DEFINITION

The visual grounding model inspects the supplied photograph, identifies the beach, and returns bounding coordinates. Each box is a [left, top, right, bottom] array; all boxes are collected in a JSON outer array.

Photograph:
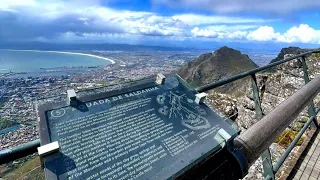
[[4, 49, 116, 64]]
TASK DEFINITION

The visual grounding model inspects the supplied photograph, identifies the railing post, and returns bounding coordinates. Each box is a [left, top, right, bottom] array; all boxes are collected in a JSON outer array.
[[250, 74, 275, 179], [301, 56, 319, 129]]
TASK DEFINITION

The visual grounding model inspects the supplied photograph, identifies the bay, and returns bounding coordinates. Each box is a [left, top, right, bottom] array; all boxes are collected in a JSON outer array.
[[0, 50, 113, 76]]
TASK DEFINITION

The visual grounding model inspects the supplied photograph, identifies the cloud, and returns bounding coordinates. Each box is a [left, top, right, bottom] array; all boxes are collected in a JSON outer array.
[[191, 24, 320, 44], [152, 0, 320, 14], [172, 14, 273, 26], [0, 1, 320, 44], [247, 26, 280, 41], [279, 24, 320, 43], [0, 0, 36, 9], [247, 24, 320, 44], [191, 27, 218, 38], [191, 25, 254, 39], [0, 0, 191, 40]]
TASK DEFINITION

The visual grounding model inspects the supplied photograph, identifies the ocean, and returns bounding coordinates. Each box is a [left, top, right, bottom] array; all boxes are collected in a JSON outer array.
[[0, 50, 112, 77]]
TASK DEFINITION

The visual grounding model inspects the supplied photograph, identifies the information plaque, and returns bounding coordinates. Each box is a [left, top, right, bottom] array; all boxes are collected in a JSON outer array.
[[36, 75, 239, 180]]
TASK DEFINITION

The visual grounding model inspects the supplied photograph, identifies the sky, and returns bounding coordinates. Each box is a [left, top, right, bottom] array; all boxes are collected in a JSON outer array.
[[1, 0, 320, 48]]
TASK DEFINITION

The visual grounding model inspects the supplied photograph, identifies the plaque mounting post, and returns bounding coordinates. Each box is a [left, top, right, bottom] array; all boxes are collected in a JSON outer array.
[[37, 141, 60, 168], [67, 89, 77, 106], [214, 129, 231, 147], [156, 73, 166, 85], [195, 92, 207, 104], [37, 141, 60, 157]]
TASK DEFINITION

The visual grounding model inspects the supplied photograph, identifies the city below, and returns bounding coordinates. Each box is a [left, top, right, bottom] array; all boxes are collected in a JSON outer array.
[[0, 48, 276, 150]]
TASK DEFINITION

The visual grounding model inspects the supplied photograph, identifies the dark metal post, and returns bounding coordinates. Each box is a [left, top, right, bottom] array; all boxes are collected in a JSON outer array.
[[250, 74, 275, 179], [234, 76, 320, 167], [301, 56, 319, 128]]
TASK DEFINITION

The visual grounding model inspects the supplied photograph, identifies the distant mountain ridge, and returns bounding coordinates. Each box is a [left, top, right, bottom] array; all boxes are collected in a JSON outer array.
[[178, 46, 258, 93], [0, 42, 194, 51]]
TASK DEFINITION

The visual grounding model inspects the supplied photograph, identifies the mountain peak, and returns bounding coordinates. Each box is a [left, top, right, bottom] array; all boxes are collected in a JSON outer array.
[[178, 46, 258, 93], [270, 47, 306, 63]]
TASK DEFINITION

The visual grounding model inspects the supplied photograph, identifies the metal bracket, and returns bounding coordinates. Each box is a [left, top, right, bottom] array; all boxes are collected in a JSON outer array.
[[67, 89, 77, 101], [38, 141, 60, 169], [217, 129, 231, 140], [37, 141, 59, 157], [67, 89, 77, 106], [156, 73, 166, 85], [214, 129, 231, 148], [195, 92, 207, 104]]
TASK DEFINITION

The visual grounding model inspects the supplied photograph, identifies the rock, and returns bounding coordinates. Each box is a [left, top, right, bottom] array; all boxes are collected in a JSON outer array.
[[178, 46, 257, 94], [270, 47, 306, 64]]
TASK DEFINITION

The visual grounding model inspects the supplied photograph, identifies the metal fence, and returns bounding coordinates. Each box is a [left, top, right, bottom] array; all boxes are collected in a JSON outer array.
[[1, 49, 320, 180]]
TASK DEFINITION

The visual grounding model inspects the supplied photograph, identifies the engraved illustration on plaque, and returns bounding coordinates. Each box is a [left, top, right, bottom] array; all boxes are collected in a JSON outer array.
[[51, 108, 66, 118], [157, 94, 166, 104], [157, 91, 210, 130], [158, 105, 169, 115]]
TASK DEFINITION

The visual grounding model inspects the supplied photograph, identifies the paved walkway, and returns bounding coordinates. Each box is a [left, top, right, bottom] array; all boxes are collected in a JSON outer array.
[[292, 132, 320, 180]]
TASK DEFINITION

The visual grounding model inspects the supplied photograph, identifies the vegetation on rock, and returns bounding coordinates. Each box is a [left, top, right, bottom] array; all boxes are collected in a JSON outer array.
[[275, 128, 304, 148]]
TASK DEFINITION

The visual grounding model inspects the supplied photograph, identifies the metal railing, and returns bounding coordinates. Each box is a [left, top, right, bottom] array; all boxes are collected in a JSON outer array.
[[234, 76, 320, 178], [0, 49, 320, 180]]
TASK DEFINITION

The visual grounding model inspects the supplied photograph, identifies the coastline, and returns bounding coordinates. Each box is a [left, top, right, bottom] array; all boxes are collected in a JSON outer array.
[[1, 49, 116, 64]]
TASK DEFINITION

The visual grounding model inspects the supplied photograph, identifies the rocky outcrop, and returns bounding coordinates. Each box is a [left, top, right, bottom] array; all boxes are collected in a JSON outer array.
[[178, 46, 258, 94], [269, 47, 307, 64]]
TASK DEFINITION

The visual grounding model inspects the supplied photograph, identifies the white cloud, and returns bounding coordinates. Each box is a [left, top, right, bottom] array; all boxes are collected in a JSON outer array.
[[0, 0, 36, 8], [246, 24, 320, 44], [225, 31, 248, 39], [0, 1, 187, 38], [191, 25, 320, 44], [1, 1, 320, 44], [191, 27, 218, 37], [191, 25, 253, 40], [247, 26, 280, 41], [279, 24, 320, 43], [172, 14, 272, 26], [152, 0, 320, 14], [203, 25, 257, 31]]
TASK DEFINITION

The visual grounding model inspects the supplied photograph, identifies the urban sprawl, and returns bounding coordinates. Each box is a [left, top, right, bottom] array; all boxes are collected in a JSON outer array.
[[0, 50, 196, 150]]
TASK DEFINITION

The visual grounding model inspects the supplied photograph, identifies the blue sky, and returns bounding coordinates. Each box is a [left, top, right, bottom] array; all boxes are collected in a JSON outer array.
[[1, 0, 320, 47]]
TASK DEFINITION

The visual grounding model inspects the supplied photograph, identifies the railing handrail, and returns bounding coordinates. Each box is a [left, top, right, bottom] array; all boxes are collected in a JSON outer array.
[[233, 76, 320, 166], [0, 139, 40, 164], [196, 49, 320, 92]]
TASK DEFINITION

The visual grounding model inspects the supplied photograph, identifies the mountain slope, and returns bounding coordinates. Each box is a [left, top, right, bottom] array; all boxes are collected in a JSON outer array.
[[178, 46, 258, 93]]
